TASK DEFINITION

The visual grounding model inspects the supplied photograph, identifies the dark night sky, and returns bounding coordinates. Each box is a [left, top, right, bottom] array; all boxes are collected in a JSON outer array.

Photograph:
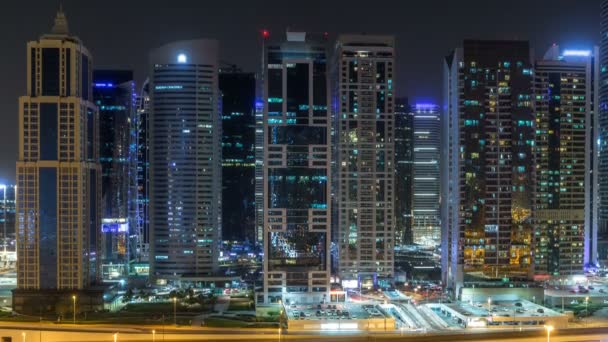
[[0, 0, 600, 182]]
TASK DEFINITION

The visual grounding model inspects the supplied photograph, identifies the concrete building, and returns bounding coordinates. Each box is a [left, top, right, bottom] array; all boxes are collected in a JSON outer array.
[[260, 31, 331, 304], [442, 40, 535, 297], [14, 8, 103, 314], [333, 34, 396, 288], [412, 104, 441, 247], [533, 46, 599, 276], [148, 40, 221, 284]]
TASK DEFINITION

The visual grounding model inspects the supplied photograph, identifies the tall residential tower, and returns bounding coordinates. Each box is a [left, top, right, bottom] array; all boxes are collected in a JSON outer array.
[[14, 9, 102, 313], [443, 40, 535, 296], [533, 46, 599, 274], [334, 35, 396, 288]]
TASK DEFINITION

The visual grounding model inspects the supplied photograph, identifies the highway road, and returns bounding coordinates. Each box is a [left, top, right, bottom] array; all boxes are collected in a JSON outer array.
[[0, 322, 607, 342]]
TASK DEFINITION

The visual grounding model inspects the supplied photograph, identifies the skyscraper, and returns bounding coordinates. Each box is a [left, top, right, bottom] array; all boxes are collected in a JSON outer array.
[[14, 9, 102, 313], [149, 40, 221, 283], [598, 0, 608, 264], [136, 80, 150, 262], [93, 70, 138, 278], [260, 31, 330, 304], [443, 40, 534, 297], [219, 68, 256, 242], [394, 99, 413, 246], [534, 46, 599, 275], [412, 104, 441, 247], [333, 34, 395, 288]]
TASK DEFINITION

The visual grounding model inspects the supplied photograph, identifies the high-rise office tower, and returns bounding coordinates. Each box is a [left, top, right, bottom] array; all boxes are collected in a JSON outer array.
[[93, 70, 138, 278], [149, 40, 221, 283], [333, 34, 395, 288], [412, 104, 441, 247], [599, 0, 608, 263], [534, 46, 599, 275], [442, 40, 534, 297], [260, 31, 330, 304], [136, 80, 150, 262], [219, 68, 256, 242], [394, 99, 413, 246], [14, 9, 102, 313], [0, 184, 16, 244]]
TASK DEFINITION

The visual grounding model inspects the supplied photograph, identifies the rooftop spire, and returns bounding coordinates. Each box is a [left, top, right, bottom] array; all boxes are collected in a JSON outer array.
[[50, 4, 69, 35]]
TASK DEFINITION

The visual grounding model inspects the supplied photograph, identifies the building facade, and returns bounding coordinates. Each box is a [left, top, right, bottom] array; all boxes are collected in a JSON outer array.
[[135, 80, 150, 263], [14, 9, 102, 313], [149, 40, 221, 283], [533, 46, 599, 275], [394, 99, 413, 247], [93, 70, 138, 277], [443, 41, 535, 296], [333, 35, 395, 288], [599, 0, 608, 264], [219, 69, 256, 242], [412, 104, 441, 247], [260, 31, 331, 304]]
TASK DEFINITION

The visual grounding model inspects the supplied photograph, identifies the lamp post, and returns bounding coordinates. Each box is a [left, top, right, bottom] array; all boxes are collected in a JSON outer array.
[[172, 297, 177, 325], [72, 295, 77, 324], [152, 329, 155, 342], [0, 185, 6, 255], [544, 325, 554, 342], [585, 296, 589, 326], [487, 297, 492, 317], [21, 332, 25, 342], [113, 332, 118, 342], [278, 299, 282, 342]]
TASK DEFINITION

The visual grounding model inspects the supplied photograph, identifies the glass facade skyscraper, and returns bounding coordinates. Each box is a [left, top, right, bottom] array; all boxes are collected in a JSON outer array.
[[93, 70, 138, 275], [260, 31, 330, 304], [412, 104, 441, 247], [14, 9, 102, 313], [533, 45, 599, 275], [149, 40, 221, 283], [394, 99, 413, 246], [334, 35, 396, 288], [443, 40, 534, 297], [220, 69, 256, 242]]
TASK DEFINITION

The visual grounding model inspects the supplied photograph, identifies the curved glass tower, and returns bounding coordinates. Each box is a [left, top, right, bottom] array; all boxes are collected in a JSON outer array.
[[148, 40, 221, 283]]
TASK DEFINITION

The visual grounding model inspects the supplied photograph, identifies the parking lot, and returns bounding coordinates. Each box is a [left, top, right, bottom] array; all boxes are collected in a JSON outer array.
[[283, 303, 395, 331], [429, 300, 568, 328]]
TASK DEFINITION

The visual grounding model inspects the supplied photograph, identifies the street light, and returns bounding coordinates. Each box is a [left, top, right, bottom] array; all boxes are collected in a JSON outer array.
[[152, 329, 155, 342], [0, 185, 6, 255], [72, 295, 77, 324], [585, 296, 589, 326], [113, 332, 118, 342], [278, 299, 282, 342], [21, 332, 25, 342], [172, 297, 177, 325], [544, 325, 554, 342], [487, 297, 492, 316]]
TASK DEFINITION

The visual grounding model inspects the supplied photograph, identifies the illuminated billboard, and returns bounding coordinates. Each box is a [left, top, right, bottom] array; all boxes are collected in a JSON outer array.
[[101, 217, 128, 233], [342, 279, 359, 289]]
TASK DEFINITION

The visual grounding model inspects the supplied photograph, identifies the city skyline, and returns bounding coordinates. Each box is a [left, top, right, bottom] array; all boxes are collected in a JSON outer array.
[[3, 2, 608, 340], [0, 0, 600, 182]]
